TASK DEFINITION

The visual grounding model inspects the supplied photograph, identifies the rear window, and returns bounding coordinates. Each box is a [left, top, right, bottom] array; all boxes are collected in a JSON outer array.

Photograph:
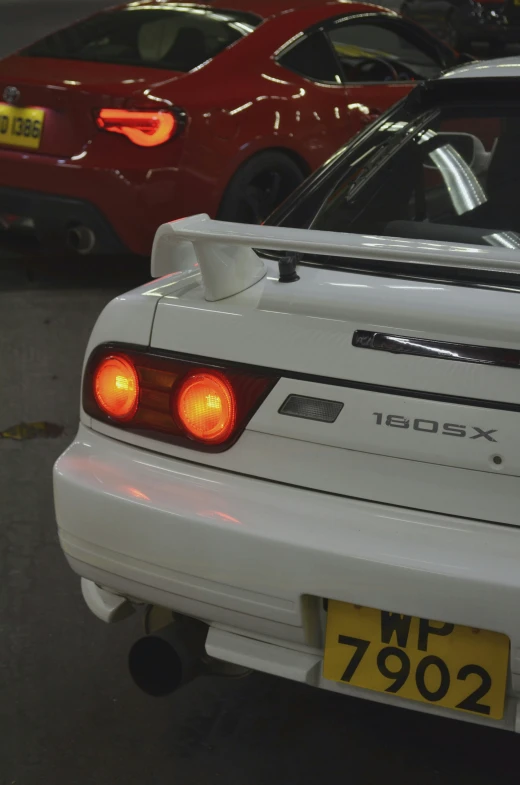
[[265, 85, 520, 288], [311, 105, 520, 251], [271, 90, 520, 249], [21, 5, 262, 72]]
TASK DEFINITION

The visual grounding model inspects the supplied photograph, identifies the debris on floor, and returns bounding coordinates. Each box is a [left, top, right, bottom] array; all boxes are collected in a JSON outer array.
[[0, 421, 64, 440]]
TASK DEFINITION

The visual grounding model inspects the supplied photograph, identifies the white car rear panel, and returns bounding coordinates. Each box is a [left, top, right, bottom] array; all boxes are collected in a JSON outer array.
[[82, 256, 520, 525], [55, 423, 520, 731], [55, 215, 520, 731], [95, 242, 519, 527]]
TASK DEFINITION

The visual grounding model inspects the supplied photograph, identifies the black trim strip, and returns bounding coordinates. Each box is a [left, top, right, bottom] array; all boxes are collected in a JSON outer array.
[[294, 256, 520, 293], [98, 342, 520, 414], [354, 330, 520, 370]]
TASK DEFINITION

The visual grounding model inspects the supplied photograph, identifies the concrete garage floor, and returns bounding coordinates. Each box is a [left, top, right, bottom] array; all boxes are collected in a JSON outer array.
[[1, 2, 520, 783]]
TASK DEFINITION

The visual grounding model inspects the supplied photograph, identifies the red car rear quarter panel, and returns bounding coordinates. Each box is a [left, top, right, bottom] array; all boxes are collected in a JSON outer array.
[[0, 55, 193, 252], [172, 75, 326, 212], [164, 4, 381, 208], [0, 148, 184, 254]]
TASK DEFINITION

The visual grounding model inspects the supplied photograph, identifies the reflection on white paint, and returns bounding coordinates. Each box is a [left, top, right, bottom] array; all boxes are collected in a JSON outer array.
[[485, 232, 520, 250], [388, 285, 445, 290], [326, 282, 369, 287]]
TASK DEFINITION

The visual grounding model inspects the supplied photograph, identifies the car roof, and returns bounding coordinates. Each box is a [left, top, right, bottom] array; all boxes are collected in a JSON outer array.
[[125, 0, 383, 19], [441, 56, 520, 80], [213, 0, 368, 15]]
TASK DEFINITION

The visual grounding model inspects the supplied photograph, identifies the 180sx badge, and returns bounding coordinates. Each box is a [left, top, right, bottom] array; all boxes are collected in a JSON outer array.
[[373, 413, 498, 443]]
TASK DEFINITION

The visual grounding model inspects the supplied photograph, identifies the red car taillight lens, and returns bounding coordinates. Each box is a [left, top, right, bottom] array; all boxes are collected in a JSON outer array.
[[83, 346, 278, 451], [94, 354, 139, 421], [176, 372, 236, 445], [95, 109, 178, 147]]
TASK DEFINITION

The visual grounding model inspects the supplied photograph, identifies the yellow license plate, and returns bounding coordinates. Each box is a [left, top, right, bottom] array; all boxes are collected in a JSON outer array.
[[324, 601, 509, 720], [0, 104, 45, 149]]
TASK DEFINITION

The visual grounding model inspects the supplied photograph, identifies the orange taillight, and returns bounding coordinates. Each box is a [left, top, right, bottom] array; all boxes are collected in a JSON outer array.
[[176, 372, 236, 444], [96, 109, 177, 147], [94, 355, 139, 421], [84, 347, 277, 451]]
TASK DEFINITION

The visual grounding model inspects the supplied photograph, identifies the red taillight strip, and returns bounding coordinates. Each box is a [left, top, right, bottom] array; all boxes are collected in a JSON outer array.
[[83, 345, 279, 452], [95, 109, 178, 147]]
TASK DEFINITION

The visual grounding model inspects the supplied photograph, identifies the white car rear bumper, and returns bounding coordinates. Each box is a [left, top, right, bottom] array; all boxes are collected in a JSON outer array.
[[54, 424, 520, 731]]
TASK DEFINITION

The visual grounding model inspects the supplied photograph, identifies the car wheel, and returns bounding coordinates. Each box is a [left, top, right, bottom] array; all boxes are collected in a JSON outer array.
[[217, 151, 306, 224]]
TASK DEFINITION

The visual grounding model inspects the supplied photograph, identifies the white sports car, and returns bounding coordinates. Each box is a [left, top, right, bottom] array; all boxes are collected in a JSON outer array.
[[55, 56, 520, 731]]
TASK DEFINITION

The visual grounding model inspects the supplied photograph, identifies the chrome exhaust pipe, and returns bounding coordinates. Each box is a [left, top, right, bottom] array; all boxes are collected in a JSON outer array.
[[66, 225, 96, 255], [128, 615, 208, 697]]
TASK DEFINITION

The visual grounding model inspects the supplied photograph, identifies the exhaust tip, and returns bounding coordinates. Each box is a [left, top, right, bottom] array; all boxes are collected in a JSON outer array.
[[66, 225, 96, 255], [128, 636, 183, 697]]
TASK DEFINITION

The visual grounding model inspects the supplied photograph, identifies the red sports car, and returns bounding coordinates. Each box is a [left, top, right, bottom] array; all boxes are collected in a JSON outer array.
[[0, 0, 462, 256]]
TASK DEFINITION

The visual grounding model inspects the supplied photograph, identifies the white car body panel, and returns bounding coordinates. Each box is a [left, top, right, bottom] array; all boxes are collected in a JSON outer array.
[[82, 421, 520, 525], [442, 58, 520, 80], [151, 258, 520, 401], [79, 246, 520, 525], [84, 276, 164, 354], [55, 425, 520, 731], [53, 69, 520, 728]]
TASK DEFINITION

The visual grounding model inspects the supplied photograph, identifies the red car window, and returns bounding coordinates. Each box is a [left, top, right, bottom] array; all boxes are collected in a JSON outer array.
[[278, 31, 342, 84], [22, 6, 262, 72], [328, 19, 444, 82]]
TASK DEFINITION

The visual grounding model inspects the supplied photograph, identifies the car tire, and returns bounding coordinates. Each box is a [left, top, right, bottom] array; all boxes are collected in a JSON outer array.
[[217, 151, 307, 224]]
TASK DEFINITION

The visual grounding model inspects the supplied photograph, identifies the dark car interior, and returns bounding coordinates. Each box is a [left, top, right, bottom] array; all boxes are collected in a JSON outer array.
[[327, 17, 459, 82], [22, 7, 262, 71], [312, 109, 520, 250]]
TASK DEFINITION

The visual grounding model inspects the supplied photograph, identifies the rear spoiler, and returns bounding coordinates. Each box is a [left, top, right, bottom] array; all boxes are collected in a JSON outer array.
[[152, 213, 520, 302]]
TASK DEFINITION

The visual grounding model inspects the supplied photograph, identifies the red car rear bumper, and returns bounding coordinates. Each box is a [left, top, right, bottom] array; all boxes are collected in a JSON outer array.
[[0, 146, 184, 255]]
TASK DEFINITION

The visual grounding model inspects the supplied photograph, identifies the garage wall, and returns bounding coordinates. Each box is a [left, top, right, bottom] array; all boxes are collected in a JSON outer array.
[[0, 0, 113, 58]]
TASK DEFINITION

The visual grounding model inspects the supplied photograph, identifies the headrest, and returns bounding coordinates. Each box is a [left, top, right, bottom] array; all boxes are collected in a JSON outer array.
[[138, 17, 181, 62]]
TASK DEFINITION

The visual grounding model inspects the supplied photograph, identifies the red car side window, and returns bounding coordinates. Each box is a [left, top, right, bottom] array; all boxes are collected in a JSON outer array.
[[278, 31, 342, 84]]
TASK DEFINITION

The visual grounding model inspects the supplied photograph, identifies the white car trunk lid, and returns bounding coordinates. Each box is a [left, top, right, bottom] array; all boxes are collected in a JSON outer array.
[[146, 219, 520, 525]]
